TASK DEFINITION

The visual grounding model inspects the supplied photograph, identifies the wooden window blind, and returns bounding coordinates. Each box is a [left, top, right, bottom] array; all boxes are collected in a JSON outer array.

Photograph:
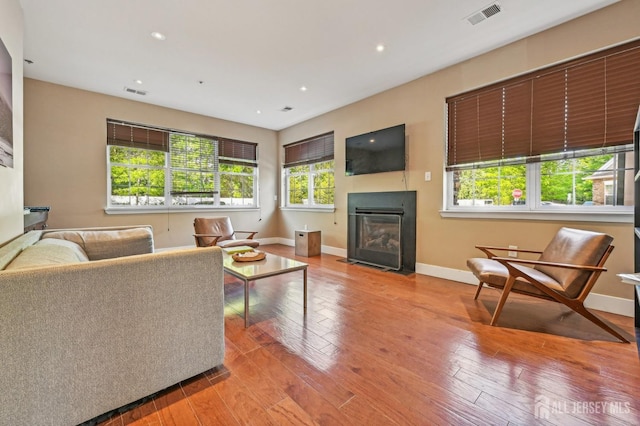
[[169, 135, 217, 197], [283, 132, 334, 168], [446, 39, 640, 170], [106, 120, 170, 152], [219, 138, 258, 167]]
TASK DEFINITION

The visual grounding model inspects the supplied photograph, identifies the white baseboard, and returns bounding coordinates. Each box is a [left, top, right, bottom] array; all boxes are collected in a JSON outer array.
[[256, 237, 281, 245], [278, 237, 294, 247], [270, 238, 347, 257], [416, 262, 634, 318], [320, 245, 347, 257], [583, 293, 635, 317]]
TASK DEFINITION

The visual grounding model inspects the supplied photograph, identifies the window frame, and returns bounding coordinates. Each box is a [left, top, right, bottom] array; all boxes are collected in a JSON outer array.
[[283, 159, 335, 209], [106, 120, 259, 213], [282, 132, 335, 211], [218, 162, 259, 207], [442, 148, 634, 223], [107, 146, 168, 208]]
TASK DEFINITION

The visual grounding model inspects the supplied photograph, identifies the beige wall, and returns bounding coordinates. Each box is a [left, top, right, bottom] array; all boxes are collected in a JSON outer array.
[[0, 0, 23, 243], [23, 79, 279, 248], [278, 0, 640, 300]]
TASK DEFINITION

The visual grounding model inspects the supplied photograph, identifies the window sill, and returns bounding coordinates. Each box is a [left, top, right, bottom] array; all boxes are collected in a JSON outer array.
[[439, 209, 632, 223], [105, 206, 260, 215], [280, 206, 336, 213]]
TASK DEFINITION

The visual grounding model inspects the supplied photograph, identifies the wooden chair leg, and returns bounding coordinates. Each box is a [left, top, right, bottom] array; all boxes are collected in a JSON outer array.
[[474, 282, 484, 300], [490, 276, 515, 326], [570, 303, 629, 343]]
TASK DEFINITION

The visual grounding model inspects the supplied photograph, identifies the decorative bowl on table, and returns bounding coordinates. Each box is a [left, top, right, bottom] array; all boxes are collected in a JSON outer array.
[[231, 250, 266, 262]]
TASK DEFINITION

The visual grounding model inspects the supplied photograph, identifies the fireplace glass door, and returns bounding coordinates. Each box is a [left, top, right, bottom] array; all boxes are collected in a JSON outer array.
[[354, 213, 402, 270]]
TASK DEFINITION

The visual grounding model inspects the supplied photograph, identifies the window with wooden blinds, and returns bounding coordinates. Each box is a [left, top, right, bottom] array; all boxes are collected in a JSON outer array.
[[106, 119, 259, 209]]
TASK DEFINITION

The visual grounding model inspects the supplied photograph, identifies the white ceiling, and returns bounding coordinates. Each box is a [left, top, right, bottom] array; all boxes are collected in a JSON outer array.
[[19, 0, 619, 131]]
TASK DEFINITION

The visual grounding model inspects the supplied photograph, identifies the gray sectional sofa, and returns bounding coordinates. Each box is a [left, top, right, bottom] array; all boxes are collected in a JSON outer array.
[[0, 226, 225, 426]]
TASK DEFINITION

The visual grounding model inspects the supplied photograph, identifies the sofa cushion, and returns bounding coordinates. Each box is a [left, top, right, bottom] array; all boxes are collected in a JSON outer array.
[[0, 231, 43, 270], [4, 238, 89, 270], [42, 227, 154, 260]]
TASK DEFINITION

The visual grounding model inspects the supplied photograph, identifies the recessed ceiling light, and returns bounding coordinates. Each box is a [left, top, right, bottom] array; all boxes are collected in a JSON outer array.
[[376, 44, 385, 52], [256, 110, 262, 114], [151, 31, 166, 41], [134, 79, 143, 85], [300, 86, 307, 92]]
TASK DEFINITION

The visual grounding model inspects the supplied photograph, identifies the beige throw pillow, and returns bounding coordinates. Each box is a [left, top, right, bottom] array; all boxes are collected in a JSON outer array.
[[5, 238, 89, 270]]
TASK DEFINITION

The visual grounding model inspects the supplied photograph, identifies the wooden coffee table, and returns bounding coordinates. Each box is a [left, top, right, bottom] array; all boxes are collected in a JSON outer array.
[[223, 251, 308, 327]]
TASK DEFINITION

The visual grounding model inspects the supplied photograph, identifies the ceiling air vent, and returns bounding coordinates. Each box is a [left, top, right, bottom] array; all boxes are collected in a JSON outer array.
[[124, 87, 147, 96], [467, 2, 502, 25], [281, 106, 293, 112]]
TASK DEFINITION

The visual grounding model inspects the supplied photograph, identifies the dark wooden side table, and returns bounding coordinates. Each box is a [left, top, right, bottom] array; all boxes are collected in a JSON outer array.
[[295, 230, 321, 257]]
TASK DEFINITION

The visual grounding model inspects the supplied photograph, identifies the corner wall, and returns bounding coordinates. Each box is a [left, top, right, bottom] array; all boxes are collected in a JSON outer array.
[[0, 0, 24, 244]]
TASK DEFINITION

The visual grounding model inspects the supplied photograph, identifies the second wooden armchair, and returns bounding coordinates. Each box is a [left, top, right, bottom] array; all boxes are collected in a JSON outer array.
[[193, 217, 259, 249]]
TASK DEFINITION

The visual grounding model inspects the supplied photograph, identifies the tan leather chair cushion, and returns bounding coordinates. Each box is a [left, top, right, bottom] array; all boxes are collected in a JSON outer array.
[[535, 227, 612, 298], [467, 257, 552, 297], [216, 239, 259, 249]]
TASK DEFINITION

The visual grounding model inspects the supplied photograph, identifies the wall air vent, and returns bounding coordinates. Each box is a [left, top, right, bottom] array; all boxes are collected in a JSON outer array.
[[124, 87, 147, 96], [467, 2, 501, 25]]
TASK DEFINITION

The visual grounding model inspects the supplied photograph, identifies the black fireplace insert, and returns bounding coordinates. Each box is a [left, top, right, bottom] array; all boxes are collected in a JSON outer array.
[[347, 191, 416, 272]]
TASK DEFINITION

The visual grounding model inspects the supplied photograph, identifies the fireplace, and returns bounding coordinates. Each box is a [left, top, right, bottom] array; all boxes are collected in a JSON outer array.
[[347, 191, 416, 272], [353, 208, 403, 270]]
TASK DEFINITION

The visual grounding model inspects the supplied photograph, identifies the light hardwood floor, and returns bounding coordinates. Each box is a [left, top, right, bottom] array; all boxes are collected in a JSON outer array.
[[98, 244, 640, 425]]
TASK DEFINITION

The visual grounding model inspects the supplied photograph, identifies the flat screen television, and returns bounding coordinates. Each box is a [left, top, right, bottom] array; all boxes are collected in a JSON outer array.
[[345, 124, 405, 176]]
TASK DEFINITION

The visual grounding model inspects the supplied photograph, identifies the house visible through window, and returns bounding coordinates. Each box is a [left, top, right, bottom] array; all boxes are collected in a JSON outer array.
[[283, 132, 335, 208], [107, 120, 258, 209], [445, 39, 640, 213]]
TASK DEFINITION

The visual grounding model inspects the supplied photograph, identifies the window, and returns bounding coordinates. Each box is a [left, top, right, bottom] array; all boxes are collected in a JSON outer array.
[[451, 150, 634, 209], [107, 120, 258, 209], [445, 39, 640, 215], [283, 132, 335, 208]]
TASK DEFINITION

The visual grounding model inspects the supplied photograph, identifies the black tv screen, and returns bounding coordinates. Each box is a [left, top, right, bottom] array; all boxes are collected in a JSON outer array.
[[345, 124, 405, 176]]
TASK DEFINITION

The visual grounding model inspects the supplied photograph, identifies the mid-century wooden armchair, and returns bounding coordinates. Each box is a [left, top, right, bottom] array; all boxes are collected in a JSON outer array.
[[193, 216, 259, 249], [467, 227, 628, 342]]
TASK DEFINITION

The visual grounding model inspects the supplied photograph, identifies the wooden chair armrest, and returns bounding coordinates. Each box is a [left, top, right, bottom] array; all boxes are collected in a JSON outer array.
[[475, 245, 542, 259], [193, 233, 222, 247], [492, 256, 607, 272], [234, 231, 258, 239], [475, 245, 543, 254]]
